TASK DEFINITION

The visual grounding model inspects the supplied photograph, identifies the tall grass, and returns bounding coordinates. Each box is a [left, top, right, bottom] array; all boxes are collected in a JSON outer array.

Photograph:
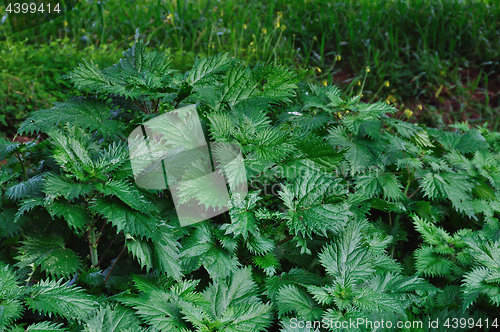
[[1, 0, 499, 127]]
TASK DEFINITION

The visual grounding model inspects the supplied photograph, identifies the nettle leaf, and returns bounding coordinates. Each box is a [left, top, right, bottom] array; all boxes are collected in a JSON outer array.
[[153, 226, 184, 280], [96, 179, 157, 215], [26, 279, 99, 322], [318, 221, 375, 282], [94, 141, 131, 175], [175, 164, 233, 210], [387, 118, 434, 147], [15, 236, 82, 279], [0, 264, 24, 329], [66, 33, 176, 100], [84, 305, 143, 332], [277, 285, 323, 321], [221, 64, 257, 107], [19, 98, 124, 138], [0, 299, 24, 329], [0, 137, 20, 159], [44, 173, 93, 202], [413, 214, 453, 249], [355, 172, 403, 202], [253, 253, 280, 276], [356, 100, 398, 117], [251, 63, 298, 102], [24, 321, 68, 331], [45, 201, 89, 232], [181, 223, 241, 279], [415, 246, 455, 277], [463, 234, 500, 270], [419, 171, 475, 216], [328, 126, 378, 174], [187, 52, 233, 87], [294, 136, 344, 172], [248, 127, 295, 162], [212, 143, 247, 192], [182, 267, 273, 332], [279, 111, 330, 134], [462, 267, 500, 310], [49, 130, 96, 181], [1, 208, 24, 237], [222, 191, 261, 241], [118, 287, 190, 331], [65, 59, 129, 97], [280, 172, 352, 238], [304, 84, 343, 112], [5, 173, 46, 201], [264, 268, 324, 303], [90, 197, 162, 240], [430, 127, 487, 154], [207, 111, 233, 141]]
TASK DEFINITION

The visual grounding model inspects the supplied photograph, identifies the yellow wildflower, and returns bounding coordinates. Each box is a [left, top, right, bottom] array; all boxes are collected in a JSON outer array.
[[281, 25, 287, 31], [316, 67, 322, 73], [335, 55, 341, 61], [166, 13, 173, 21], [384, 81, 390, 87], [262, 28, 267, 34], [404, 109, 413, 118], [418, 104, 423, 110], [387, 94, 397, 103], [365, 66, 370, 73], [322, 80, 328, 86], [243, 24, 247, 29]]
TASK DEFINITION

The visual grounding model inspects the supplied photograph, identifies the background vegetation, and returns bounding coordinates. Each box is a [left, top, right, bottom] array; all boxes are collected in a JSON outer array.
[[1, 0, 500, 137], [2, 0, 500, 330], [1, 35, 500, 331]]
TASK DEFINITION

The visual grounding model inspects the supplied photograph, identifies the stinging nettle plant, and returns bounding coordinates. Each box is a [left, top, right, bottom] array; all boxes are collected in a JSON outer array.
[[1, 31, 500, 331]]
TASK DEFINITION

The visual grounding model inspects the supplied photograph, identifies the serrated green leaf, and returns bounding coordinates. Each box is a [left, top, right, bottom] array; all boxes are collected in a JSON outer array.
[[277, 285, 323, 321], [26, 279, 98, 322], [90, 198, 162, 240], [26, 321, 68, 332]]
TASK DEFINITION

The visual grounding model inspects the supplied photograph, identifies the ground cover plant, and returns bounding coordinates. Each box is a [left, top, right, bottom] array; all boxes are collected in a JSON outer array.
[[1, 34, 500, 331], [1, 0, 499, 135]]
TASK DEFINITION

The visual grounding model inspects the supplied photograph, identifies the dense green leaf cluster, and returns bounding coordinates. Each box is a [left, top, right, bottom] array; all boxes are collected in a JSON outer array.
[[1, 33, 500, 331]]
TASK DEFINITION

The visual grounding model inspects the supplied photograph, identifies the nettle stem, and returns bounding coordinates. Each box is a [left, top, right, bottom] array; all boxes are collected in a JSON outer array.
[[89, 227, 99, 267]]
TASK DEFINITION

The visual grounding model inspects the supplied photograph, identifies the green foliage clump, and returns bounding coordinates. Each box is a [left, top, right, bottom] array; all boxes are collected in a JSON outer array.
[[1, 34, 500, 331]]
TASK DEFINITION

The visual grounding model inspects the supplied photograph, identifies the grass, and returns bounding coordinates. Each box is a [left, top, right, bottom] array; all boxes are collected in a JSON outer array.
[[1, 0, 499, 133]]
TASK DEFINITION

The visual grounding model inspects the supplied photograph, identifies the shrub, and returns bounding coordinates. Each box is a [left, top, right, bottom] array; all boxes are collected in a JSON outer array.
[[1, 33, 500, 331]]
